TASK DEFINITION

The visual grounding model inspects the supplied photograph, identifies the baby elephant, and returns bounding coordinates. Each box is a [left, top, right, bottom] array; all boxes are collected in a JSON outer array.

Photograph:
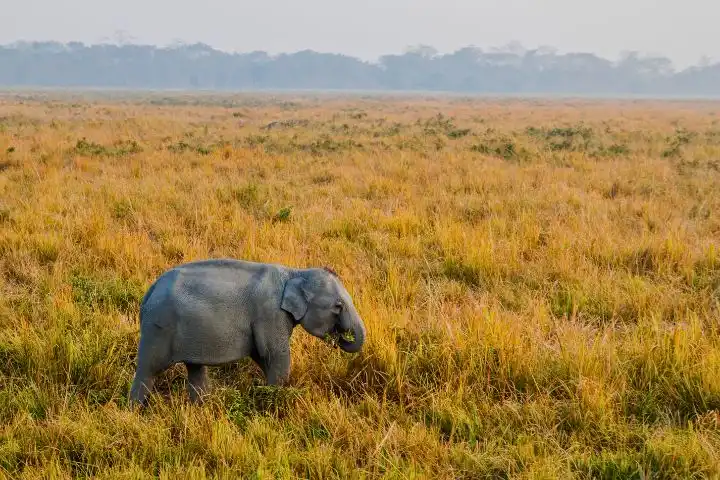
[[128, 258, 366, 406]]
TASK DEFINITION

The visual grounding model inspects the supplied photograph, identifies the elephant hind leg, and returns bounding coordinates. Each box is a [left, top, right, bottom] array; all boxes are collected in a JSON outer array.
[[128, 332, 173, 409], [186, 363, 210, 404]]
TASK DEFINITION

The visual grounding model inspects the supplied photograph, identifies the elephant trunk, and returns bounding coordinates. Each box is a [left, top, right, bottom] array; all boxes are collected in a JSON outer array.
[[337, 303, 366, 353]]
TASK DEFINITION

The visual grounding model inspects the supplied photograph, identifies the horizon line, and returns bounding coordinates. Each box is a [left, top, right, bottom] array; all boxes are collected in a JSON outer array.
[[3, 38, 716, 70]]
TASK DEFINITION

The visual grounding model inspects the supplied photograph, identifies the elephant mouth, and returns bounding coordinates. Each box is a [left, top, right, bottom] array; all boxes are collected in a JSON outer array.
[[323, 327, 355, 348]]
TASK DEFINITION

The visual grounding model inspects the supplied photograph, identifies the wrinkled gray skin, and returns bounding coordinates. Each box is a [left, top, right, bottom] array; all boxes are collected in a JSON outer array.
[[128, 258, 366, 407]]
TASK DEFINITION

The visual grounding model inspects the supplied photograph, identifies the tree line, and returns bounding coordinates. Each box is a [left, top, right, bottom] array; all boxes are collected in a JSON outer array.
[[1, 41, 719, 95]]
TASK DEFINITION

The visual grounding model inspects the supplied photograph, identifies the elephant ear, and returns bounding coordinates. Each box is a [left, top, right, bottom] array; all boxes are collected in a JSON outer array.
[[281, 276, 312, 321]]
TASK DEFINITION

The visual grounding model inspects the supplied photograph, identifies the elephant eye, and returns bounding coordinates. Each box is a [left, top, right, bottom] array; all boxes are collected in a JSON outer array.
[[332, 301, 343, 314]]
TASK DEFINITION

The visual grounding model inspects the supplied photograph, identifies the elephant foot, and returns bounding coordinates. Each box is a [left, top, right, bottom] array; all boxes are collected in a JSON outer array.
[[129, 372, 155, 409]]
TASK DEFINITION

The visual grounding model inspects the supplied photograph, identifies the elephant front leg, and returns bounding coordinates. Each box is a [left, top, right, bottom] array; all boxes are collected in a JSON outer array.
[[263, 349, 291, 386], [252, 320, 292, 386]]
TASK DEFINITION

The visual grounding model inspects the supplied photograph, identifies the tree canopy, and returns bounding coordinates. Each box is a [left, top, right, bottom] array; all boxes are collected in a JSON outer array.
[[1, 41, 719, 95]]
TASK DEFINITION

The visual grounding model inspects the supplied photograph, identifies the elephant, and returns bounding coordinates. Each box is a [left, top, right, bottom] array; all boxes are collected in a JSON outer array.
[[128, 258, 366, 407]]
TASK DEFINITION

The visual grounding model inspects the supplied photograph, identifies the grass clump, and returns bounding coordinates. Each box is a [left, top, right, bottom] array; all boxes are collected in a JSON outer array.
[[74, 137, 143, 157], [69, 272, 145, 314]]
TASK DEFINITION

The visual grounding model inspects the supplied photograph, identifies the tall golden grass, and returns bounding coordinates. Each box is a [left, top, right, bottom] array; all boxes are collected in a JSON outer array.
[[0, 92, 719, 478]]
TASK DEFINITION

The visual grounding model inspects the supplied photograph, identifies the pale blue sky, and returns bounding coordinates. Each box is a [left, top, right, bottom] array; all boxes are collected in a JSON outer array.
[[3, 0, 717, 67]]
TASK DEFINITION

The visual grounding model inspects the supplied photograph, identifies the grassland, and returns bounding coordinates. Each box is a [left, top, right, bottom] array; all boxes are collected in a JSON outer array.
[[0, 92, 719, 479]]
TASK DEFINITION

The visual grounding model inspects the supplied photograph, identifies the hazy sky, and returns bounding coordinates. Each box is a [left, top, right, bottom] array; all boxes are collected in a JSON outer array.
[[3, 0, 718, 67]]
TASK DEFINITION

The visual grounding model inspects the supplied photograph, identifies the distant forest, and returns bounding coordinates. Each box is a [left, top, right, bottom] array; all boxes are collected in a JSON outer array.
[[1, 41, 720, 95]]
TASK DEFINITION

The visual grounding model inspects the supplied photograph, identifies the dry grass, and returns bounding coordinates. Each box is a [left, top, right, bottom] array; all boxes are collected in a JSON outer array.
[[1, 92, 720, 479]]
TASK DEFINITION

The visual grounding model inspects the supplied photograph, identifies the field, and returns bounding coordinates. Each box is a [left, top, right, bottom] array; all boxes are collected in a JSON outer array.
[[1, 91, 719, 479]]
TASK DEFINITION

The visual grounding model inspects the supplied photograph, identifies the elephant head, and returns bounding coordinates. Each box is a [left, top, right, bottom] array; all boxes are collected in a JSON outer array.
[[280, 267, 366, 353]]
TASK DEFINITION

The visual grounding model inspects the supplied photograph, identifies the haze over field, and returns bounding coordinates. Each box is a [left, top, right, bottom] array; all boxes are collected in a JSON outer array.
[[2, 0, 720, 95]]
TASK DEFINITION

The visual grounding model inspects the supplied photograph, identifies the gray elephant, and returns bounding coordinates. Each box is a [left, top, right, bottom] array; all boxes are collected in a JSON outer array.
[[128, 258, 366, 406]]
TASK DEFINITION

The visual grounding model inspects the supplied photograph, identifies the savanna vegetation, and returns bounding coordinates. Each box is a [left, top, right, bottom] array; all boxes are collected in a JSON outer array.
[[0, 92, 719, 478]]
